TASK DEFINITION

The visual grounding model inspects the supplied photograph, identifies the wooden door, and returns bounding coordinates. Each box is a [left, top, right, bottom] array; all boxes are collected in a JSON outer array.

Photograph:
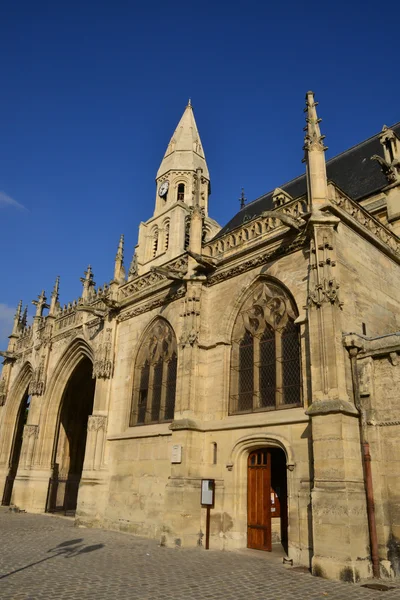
[[247, 449, 272, 551]]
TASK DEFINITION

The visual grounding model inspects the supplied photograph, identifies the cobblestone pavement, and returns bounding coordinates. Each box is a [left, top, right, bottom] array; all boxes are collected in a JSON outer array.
[[1, 509, 400, 600]]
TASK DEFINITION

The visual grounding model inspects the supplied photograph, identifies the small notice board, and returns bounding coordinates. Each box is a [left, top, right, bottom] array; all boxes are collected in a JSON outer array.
[[201, 479, 215, 508]]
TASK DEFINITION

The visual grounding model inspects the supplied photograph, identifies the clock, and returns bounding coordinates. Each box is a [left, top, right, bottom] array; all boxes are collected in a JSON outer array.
[[158, 181, 169, 198]]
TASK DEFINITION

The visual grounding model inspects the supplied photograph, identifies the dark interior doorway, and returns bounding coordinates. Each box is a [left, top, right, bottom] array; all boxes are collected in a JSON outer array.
[[1, 390, 30, 506], [47, 357, 95, 514], [247, 447, 288, 553]]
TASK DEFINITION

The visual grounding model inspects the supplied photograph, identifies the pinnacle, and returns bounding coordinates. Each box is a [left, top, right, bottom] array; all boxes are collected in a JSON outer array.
[[156, 102, 209, 180]]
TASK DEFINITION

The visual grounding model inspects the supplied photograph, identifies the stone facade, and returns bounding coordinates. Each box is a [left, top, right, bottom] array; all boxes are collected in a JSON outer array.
[[1, 94, 400, 582]]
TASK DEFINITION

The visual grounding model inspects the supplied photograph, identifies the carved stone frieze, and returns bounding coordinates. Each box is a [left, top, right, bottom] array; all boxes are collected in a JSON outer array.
[[0, 378, 6, 406], [120, 256, 188, 300], [92, 329, 113, 379], [207, 236, 307, 287], [307, 234, 343, 309], [117, 285, 186, 322], [29, 357, 46, 396], [87, 415, 107, 432], [23, 424, 39, 439], [331, 195, 400, 257]]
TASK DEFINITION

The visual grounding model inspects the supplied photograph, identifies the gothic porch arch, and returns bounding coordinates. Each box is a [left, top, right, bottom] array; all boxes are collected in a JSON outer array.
[[0, 361, 33, 468], [35, 337, 94, 469]]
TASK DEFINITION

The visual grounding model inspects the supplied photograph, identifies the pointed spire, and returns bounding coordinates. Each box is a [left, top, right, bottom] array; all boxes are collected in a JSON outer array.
[[114, 234, 126, 283], [239, 188, 247, 209], [80, 265, 96, 302], [302, 91, 328, 211], [156, 102, 209, 180], [20, 305, 28, 329], [49, 276, 60, 316], [32, 291, 49, 318], [11, 300, 22, 336]]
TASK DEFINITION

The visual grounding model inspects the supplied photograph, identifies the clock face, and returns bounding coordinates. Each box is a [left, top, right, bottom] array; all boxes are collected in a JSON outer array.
[[158, 181, 169, 198]]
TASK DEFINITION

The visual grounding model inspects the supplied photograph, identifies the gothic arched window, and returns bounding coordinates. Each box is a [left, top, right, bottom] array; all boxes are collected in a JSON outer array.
[[230, 281, 302, 414], [130, 320, 178, 426], [177, 183, 185, 202]]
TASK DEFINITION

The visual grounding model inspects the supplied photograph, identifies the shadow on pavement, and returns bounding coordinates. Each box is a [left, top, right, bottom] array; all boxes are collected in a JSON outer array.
[[0, 538, 104, 579]]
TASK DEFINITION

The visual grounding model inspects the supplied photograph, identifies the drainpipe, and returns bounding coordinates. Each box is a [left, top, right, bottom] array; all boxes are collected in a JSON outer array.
[[347, 342, 380, 579]]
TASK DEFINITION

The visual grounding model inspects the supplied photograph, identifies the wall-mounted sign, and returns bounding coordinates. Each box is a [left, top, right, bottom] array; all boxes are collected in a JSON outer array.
[[171, 444, 182, 464], [201, 479, 215, 507]]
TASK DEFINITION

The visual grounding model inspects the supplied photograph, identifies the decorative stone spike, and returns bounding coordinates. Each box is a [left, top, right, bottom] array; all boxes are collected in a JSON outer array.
[[11, 300, 23, 336]]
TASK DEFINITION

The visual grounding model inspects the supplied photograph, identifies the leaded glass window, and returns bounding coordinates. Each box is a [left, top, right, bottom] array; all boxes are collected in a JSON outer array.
[[130, 320, 178, 426], [230, 281, 302, 414]]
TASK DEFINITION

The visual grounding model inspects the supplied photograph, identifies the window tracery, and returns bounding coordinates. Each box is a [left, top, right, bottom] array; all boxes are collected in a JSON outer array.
[[230, 281, 302, 414], [130, 320, 177, 426]]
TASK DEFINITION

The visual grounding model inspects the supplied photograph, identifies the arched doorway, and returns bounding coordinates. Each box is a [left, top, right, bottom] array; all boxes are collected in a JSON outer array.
[[1, 390, 31, 506], [47, 356, 95, 514], [247, 447, 288, 552]]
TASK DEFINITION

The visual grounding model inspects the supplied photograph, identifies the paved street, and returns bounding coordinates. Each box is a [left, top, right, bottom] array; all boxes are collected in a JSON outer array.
[[1, 508, 400, 600]]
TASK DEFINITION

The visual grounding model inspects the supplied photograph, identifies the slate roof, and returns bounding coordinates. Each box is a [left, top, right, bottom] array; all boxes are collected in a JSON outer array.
[[216, 122, 400, 238]]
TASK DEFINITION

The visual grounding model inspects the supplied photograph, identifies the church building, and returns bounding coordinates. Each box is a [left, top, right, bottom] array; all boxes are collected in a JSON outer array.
[[1, 92, 400, 582]]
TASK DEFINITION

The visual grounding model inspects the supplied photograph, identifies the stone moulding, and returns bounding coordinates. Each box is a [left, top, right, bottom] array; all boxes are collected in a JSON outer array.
[[306, 398, 359, 417], [117, 285, 186, 322], [119, 255, 188, 301], [206, 235, 308, 286], [203, 198, 308, 259], [329, 195, 400, 262]]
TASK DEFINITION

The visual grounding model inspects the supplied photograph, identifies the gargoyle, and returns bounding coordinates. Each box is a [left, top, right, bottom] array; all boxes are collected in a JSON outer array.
[[0, 351, 16, 362], [371, 154, 400, 184], [187, 250, 217, 271], [261, 210, 306, 231], [150, 266, 186, 281]]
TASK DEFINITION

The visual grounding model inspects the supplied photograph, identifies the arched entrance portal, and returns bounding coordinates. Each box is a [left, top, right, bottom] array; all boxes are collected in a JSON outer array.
[[47, 356, 95, 514], [247, 447, 288, 552], [1, 391, 31, 506]]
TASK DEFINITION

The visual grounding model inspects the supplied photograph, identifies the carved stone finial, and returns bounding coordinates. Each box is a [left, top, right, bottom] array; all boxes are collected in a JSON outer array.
[[32, 290, 49, 318], [371, 126, 400, 184], [303, 91, 328, 161], [128, 250, 138, 280], [239, 188, 246, 209], [49, 276, 60, 316], [115, 234, 124, 262], [80, 265, 96, 302], [114, 235, 126, 284], [20, 305, 28, 329], [187, 98, 192, 108], [11, 300, 22, 336]]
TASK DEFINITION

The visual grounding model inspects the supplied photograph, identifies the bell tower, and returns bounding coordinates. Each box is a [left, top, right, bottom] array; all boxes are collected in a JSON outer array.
[[135, 101, 216, 276]]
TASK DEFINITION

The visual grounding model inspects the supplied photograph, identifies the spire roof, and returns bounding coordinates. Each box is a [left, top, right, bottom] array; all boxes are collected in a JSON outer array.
[[156, 102, 209, 180]]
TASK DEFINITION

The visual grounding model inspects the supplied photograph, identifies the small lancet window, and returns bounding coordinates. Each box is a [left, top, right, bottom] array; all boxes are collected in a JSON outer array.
[[212, 442, 218, 465], [164, 221, 170, 251], [177, 183, 185, 202], [152, 228, 159, 258]]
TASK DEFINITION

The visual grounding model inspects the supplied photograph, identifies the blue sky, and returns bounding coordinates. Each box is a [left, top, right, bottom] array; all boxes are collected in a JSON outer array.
[[1, 0, 399, 348]]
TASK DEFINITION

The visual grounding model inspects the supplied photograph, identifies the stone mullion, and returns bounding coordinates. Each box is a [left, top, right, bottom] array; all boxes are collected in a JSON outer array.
[[145, 363, 155, 424], [253, 335, 260, 410], [275, 329, 283, 407], [231, 342, 239, 413], [159, 360, 168, 421]]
